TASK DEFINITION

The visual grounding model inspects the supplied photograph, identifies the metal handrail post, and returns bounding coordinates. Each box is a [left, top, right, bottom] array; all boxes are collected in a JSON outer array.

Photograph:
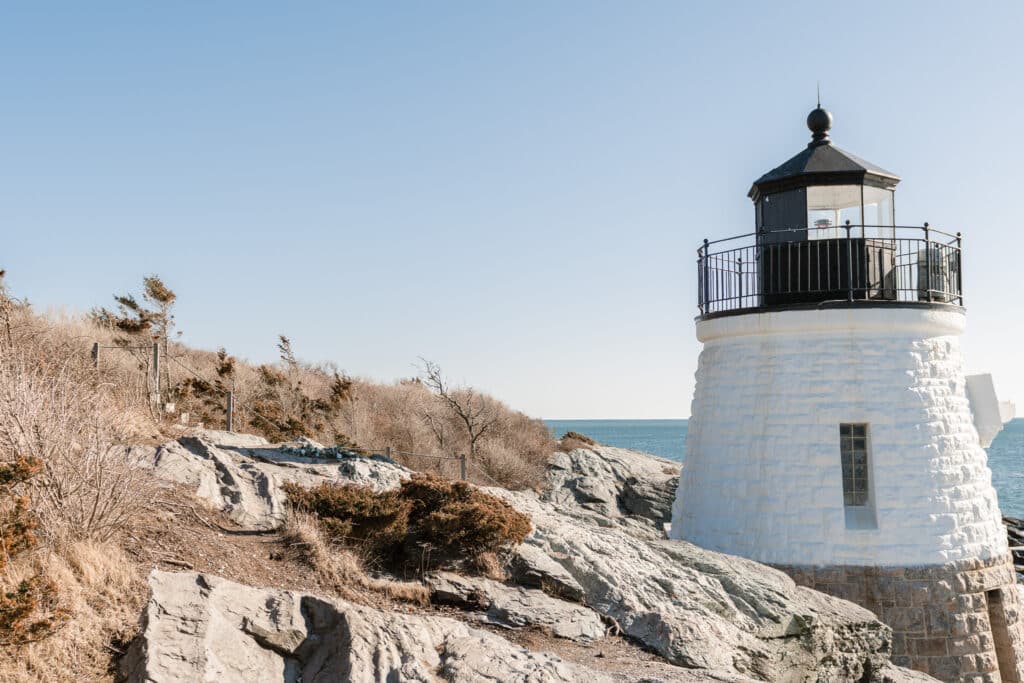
[[701, 238, 709, 314], [956, 231, 963, 306], [924, 222, 932, 302], [845, 220, 854, 302], [737, 256, 743, 306]]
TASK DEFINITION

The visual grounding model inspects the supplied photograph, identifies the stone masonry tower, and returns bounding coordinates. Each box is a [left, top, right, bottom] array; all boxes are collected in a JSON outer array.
[[670, 106, 1024, 682]]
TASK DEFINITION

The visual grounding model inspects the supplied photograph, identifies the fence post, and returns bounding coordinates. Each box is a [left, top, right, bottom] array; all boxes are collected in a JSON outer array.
[[385, 446, 392, 461], [151, 341, 161, 406], [225, 391, 234, 432], [459, 454, 467, 481], [924, 222, 932, 302], [91, 342, 99, 368], [845, 220, 854, 302], [956, 231, 963, 306]]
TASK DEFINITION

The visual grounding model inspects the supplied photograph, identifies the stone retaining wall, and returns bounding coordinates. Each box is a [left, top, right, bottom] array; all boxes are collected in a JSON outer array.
[[777, 554, 1024, 682]]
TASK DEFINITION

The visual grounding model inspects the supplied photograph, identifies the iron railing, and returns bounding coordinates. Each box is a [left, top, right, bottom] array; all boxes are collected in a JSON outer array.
[[697, 224, 963, 318]]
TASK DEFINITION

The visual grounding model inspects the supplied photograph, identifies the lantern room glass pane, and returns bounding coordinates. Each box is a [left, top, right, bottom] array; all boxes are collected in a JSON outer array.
[[807, 185, 862, 239], [863, 186, 895, 239]]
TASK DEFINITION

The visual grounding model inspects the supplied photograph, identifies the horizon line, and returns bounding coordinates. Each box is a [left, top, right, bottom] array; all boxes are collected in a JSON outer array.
[[543, 417, 690, 421]]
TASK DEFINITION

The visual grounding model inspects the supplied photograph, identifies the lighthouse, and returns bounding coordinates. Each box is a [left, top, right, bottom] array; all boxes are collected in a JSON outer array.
[[670, 106, 1024, 681]]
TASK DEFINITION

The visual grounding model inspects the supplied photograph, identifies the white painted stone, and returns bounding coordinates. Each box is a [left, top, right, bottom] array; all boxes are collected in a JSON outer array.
[[670, 306, 1009, 567]]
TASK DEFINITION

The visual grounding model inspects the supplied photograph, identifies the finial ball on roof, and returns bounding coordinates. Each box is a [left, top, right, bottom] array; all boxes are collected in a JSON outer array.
[[807, 107, 832, 135]]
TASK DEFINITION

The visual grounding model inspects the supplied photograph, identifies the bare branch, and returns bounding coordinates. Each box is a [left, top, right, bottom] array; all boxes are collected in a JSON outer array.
[[417, 358, 501, 457]]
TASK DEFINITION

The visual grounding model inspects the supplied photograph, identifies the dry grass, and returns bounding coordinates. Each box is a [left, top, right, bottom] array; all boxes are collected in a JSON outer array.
[[17, 304, 554, 491], [0, 296, 154, 680], [0, 275, 551, 679], [280, 511, 429, 606], [0, 541, 145, 682], [320, 379, 553, 489], [0, 349, 157, 544]]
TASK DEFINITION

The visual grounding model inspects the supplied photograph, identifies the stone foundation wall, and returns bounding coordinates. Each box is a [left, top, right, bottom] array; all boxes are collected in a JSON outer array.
[[777, 554, 1024, 682]]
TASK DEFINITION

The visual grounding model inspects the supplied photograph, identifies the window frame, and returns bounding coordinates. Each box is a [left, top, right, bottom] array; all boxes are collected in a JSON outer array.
[[839, 423, 877, 529], [839, 423, 870, 506]]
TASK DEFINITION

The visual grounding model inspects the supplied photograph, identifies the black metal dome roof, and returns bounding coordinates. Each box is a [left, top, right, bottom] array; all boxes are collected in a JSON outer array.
[[749, 108, 900, 201]]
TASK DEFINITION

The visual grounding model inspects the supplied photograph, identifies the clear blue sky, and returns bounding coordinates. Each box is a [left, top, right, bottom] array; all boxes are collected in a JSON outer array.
[[3, 2, 1023, 418]]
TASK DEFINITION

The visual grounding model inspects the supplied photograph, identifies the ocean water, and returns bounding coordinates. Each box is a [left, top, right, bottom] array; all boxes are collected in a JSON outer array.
[[546, 418, 1024, 518]]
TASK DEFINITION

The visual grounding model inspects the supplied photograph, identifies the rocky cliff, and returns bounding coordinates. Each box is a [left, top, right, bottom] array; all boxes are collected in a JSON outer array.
[[121, 433, 934, 682]]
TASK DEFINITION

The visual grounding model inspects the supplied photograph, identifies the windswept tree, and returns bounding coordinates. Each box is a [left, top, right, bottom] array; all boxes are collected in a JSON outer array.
[[418, 358, 501, 458], [91, 275, 179, 400], [91, 275, 177, 345], [250, 335, 357, 444], [170, 347, 236, 427]]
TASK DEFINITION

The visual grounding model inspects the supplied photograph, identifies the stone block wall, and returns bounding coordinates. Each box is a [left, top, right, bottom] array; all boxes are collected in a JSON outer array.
[[778, 554, 1024, 682], [671, 307, 1008, 567]]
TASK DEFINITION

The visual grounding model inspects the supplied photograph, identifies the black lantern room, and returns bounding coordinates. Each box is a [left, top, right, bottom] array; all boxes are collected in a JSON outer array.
[[749, 107, 900, 305]]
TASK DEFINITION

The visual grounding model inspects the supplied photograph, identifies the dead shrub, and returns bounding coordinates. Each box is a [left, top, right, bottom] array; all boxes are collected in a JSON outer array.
[[284, 474, 531, 574], [0, 350, 156, 544]]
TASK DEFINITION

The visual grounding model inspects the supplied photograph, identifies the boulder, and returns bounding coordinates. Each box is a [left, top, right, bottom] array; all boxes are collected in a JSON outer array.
[[136, 433, 411, 530], [426, 571, 606, 642], [545, 446, 679, 534], [119, 570, 612, 683], [496, 488, 933, 683], [193, 428, 272, 449], [509, 542, 586, 602]]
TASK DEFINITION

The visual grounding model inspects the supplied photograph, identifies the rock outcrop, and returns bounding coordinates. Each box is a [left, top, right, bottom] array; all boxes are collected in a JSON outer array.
[[120, 570, 612, 683], [135, 430, 411, 529], [544, 446, 678, 535], [426, 571, 606, 642], [496, 478, 932, 682], [508, 541, 586, 601], [130, 436, 933, 682]]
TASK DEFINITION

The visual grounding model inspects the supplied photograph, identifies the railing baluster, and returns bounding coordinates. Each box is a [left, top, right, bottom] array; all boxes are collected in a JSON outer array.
[[737, 256, 743, 307], [924, 222, 932, 302], [950, 233, 958, 305], [845, 221, 853, 302]]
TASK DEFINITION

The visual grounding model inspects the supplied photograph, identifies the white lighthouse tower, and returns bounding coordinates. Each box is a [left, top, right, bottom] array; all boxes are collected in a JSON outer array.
[[671, 106, 1024, 682]]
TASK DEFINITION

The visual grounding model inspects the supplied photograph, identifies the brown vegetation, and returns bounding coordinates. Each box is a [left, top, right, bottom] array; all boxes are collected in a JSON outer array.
[[0, 270, 552, 679], [83, 275, 554, 490], [0, 456, 63, 646], [0, 272, 156, 677], [556, 430, 598, 453], [283, 474, 532, 575], [279, 511, 429, 606]]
